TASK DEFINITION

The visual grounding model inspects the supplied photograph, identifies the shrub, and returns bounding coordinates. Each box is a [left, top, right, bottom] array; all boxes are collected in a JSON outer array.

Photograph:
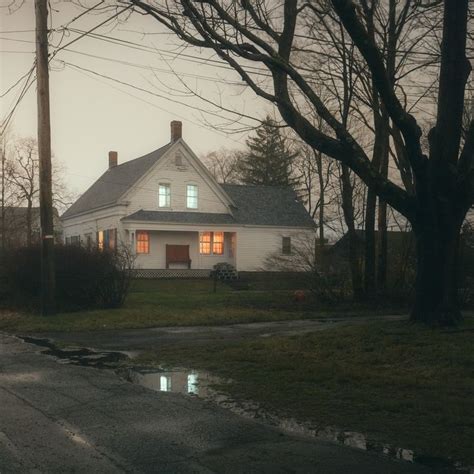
[[1, 244, 134, 312]]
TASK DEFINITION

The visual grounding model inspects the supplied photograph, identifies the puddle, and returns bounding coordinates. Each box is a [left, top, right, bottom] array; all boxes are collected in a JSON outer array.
[[125, 365, 474, 473], [20, 336, 128, 368], [21, 336, 473, 473]]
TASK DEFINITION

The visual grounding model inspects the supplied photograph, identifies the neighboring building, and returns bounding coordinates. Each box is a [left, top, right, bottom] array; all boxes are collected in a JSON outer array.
[[0, 206, 62, 248], [325, 229, 416, 286], [61, 121, 315, 276]]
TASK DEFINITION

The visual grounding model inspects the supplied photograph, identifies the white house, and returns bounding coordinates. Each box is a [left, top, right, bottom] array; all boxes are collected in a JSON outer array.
[[61, 121, 315, 276]]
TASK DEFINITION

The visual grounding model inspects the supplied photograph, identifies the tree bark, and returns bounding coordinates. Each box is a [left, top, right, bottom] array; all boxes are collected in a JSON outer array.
[[341, 164, 364, 300], [377, 135, 389, 290], [364, 189, 376, 297], [315, 149, 325, 246], [411, 224, 462, 325]]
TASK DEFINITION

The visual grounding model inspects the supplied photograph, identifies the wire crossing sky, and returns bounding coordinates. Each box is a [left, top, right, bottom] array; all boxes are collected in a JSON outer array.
[[0, 1, 266, 195]]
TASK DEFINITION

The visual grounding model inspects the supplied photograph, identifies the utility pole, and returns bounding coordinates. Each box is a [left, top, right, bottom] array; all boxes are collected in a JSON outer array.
[[35, 0, 55, 315], [1, 139, 5, 254]]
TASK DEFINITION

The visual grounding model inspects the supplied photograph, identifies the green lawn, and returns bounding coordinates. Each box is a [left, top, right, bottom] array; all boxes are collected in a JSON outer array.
[[0, 278, 404, 332], [136, 319, 474, 465]]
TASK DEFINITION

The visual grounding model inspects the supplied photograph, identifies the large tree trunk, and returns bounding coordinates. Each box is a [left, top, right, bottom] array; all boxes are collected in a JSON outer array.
[[315, 150, 325, 246], [340, 164, 364, 300], [411, 219, 463, 325], [364, 189, 376, 297], [377, 198, 388, 289], [377, 138, 389, 290]]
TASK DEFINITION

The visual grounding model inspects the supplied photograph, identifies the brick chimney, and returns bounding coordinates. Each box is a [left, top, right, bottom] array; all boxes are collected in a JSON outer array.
[[170, 121, 182, 142], [108, 151, 118, 169]]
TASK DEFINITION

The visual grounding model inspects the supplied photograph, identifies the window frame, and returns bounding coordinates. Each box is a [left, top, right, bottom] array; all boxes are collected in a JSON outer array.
[[136, 230, 150, 254], [282, 236, 292, 255], [186, 184, 198, 209], [158, 183, 171, 208], [199, 231, 212, 255], [200, 231, 225, 256], [212, 231, 224, 255]]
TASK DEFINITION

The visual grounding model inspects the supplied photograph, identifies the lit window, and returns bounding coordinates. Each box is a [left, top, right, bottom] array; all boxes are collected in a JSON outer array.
[[158, 183, 170, 207], [136, 231, 150, 254], [98, 231, 104, 251], [160, 376, 171, 392], [200, 232, 225, 255], [212, 232, 224, 255], [187, 372, 198, 395], [200, 232, 211, 255], [187, 184, 198, 209], [282, 236, 291, 255], [97, 229, 116, 251]]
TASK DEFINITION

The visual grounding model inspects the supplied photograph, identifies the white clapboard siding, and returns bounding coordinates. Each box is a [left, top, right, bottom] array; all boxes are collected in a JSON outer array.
[[125, 144, 230, 215], [236, 227, 313, 271]]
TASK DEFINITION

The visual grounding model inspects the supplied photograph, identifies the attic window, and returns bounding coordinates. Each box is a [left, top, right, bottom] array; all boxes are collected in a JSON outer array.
[[175, 152, 183, 166]]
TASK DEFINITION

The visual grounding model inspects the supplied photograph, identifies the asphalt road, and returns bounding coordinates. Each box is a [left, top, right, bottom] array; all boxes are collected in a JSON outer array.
[[0, 332, 438, 473], [33, 315, 406, 352]]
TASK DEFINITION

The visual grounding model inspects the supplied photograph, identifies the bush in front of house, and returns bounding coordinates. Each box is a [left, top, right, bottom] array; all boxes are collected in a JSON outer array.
[[1, 244, 134, 312]]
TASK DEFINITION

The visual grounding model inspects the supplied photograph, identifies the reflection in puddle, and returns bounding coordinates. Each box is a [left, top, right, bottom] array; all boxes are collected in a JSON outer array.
[[125, 367, 219, 399], [21, 336, 472, 474], [126, 366, 473, 473]]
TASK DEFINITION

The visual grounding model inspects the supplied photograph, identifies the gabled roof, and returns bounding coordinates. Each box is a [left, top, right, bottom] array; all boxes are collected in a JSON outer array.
[[123, 185, 315, 228], [62, 140, 315, 228], [62, 143, 173, 219]]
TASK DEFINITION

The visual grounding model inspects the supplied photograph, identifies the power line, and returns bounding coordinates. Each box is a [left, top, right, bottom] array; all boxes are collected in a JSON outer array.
[[0, 30, 35, 34], [50, 5, 133, 60], [59, 48, 245, 86], [63, 61, 258, 126], [62, 27, 272, 77], [67, 61, 249, 145], [0, 64, 35, 98], [1, 63, 36, 136]]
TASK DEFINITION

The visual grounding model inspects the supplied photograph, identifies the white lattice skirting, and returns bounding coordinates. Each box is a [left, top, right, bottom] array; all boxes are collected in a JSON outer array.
[[133, 269, 212, 279]]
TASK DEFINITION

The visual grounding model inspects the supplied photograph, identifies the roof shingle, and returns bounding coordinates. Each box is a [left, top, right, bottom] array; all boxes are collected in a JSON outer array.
[[62, 143, 172, 218]]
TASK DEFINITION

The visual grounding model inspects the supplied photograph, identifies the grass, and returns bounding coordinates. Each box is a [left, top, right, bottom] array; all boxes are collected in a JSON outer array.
[[135, 319, 474, 465], [0, 278, 404, 332]]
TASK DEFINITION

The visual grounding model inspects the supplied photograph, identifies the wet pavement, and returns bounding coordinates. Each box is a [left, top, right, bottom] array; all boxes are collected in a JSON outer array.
[[0, 332, 445, 473], [32, 314, 407, 352], [123, 366, 472, 473]]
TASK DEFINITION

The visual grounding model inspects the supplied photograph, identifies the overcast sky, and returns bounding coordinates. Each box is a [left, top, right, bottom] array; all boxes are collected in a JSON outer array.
[[1, 0, 272, 196]]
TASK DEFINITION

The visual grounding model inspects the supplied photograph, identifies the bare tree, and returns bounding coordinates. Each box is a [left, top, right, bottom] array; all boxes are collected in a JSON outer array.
[[6, 138, 38, 246], [5, 137, 74, 246], [201, 147, 243, 184], [122, 0, 473, 325]]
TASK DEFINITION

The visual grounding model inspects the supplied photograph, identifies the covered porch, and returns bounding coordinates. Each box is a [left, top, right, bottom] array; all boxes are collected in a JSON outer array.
[[124, 226, 237, 272]]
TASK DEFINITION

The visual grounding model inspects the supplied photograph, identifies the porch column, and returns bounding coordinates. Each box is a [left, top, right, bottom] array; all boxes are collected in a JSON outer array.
[[129, 229, 135, 254]]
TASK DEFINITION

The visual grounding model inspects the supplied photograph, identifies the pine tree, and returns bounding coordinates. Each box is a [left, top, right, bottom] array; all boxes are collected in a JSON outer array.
[[238, 117, 299, 187]]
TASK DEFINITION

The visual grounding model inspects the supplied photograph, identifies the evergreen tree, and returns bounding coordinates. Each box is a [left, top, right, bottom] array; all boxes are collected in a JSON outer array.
[[238, 117, 299, 187]]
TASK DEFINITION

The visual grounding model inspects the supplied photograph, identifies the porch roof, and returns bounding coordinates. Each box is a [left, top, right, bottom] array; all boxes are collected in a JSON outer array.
[[122, 210, 235, 225]]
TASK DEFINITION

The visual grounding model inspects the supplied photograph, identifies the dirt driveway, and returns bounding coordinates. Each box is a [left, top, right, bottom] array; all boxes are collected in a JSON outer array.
[[30, 314, 406, 352]]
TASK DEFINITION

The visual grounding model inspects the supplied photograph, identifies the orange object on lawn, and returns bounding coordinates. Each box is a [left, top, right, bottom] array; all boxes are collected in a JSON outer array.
[[293, 290, 306, 302]]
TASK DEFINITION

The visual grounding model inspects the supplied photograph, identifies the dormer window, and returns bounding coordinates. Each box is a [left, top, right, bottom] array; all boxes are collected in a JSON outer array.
[[187, 184, 198, 209], [159, 183, 171, 208]]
